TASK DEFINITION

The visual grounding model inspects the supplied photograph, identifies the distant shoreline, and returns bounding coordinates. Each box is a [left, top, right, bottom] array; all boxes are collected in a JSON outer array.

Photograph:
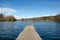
[[0, 14, 60, 22], [19, 15, 60, 22]]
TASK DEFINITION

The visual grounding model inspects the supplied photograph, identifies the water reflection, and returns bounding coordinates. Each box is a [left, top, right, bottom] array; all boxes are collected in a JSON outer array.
[[0, 21, 60, 40], [55, 22, 60, 32], [52, 22, 60, 40], [0, 22, 17, 35], [0, 22, 3, 32]]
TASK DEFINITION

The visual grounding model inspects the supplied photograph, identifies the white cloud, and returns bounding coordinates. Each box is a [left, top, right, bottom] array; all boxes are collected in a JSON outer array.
[[0, 7, 17, 15], [14, 16, 22, 19]]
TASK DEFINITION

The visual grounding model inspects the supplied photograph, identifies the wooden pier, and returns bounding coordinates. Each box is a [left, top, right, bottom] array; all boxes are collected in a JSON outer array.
[[16, 25, 42, 40]]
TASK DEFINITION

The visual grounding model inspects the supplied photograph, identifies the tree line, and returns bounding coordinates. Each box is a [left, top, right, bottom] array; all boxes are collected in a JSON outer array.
[[0, 14, 16, 21], [21, 14, 60, 22]]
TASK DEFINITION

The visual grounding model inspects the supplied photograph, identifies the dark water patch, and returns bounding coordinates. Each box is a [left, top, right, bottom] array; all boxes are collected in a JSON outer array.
[[0, 37, 15, 40]]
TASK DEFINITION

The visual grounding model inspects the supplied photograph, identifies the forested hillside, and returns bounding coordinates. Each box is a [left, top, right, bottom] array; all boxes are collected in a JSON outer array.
[[21, 14, 60, 22], [0, 14, 16, 21]]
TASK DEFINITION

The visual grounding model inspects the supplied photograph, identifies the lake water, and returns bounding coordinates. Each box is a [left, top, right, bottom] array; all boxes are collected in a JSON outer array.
[[0, 21, 60, 40]]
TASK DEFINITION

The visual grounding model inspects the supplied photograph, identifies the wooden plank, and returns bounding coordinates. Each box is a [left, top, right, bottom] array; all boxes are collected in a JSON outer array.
[[16, 25, 42, 40]]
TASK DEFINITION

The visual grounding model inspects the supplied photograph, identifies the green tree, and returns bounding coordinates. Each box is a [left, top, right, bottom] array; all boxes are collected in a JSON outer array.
[[0, 13, 4, 21]]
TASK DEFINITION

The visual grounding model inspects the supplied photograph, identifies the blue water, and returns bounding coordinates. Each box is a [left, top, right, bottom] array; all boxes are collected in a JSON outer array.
[[0, 21, 60, 40]]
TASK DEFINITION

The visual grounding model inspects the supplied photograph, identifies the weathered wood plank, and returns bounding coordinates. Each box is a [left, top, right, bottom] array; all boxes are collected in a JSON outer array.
[[16, 25, 42, 40]]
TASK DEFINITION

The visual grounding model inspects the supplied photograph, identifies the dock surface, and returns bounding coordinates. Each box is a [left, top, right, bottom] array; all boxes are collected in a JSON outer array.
[[16, 25, 42, 40]]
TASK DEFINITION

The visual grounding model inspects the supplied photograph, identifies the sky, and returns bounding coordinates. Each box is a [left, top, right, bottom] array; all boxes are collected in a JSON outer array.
[[0, 0, 60, 19]]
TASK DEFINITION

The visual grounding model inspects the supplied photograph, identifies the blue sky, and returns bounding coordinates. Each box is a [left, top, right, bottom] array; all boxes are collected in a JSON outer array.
[[0, 0, 60, 19]]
